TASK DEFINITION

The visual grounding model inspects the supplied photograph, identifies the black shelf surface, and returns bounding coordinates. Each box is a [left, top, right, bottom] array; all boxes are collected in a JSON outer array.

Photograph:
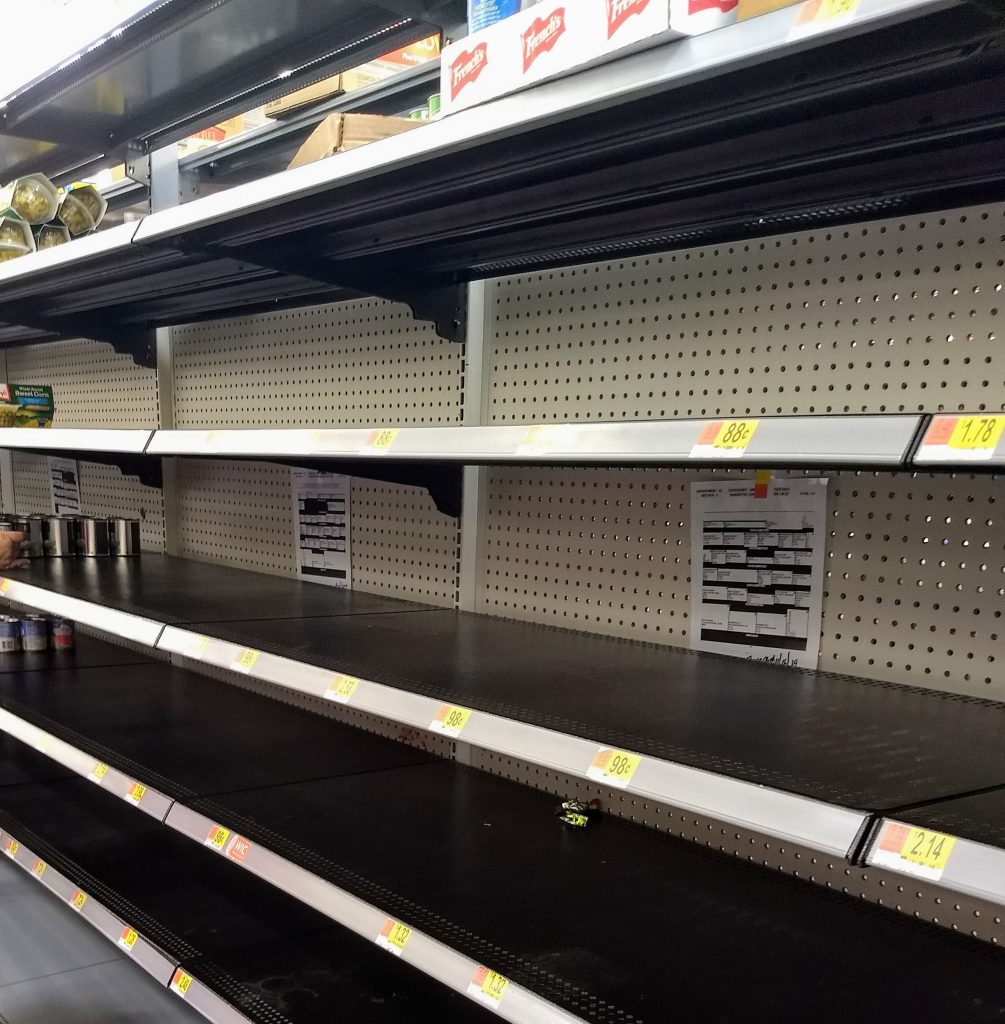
[[0, 661, 436, 801], [0, 632, 150, 674], [0, 754, 490, 1024], [11, 558, 1005, 816], [6, 554, 435, 625], [885, 789, 1005, 851]]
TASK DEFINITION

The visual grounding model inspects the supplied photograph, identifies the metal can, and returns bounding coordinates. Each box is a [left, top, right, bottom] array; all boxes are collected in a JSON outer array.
[[49, 618, 75, 651], [81, 517, 111, 556], [428, 93, 441, 118], [0, 617, 21, 653], [20, 616, 49, 652], [16, 516, 44, 558], [46, 516, 79, 557], [109, 518, 141, 556]]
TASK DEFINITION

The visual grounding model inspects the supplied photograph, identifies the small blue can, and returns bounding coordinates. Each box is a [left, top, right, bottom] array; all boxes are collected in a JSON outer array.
[[20, 617, 48, 652], [0, 617, 20, 653]]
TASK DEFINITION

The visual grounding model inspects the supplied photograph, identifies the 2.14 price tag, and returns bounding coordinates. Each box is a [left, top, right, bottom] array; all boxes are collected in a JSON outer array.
[[324, 674, 360, 704], [170, 970, 194, 998], [872, 821, 957, 881], [118, 927, 139, 953]]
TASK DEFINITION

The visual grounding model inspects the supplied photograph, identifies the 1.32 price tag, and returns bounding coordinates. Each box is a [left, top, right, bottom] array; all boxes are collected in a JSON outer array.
[[468, 967, 510, 1009], [375, 919, 412, 957], [586, 748, 641, 789], [872, 821, 957, 881]]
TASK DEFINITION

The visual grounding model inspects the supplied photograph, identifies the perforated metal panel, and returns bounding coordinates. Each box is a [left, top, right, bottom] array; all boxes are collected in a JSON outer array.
[[177, 458, 459, 602], [9, 452, 165, 550], [4, 339, 159, 427], [471, 748, 1005, 948], [172, 299, 462, 428], [488, 202, 1005, 421], [351, 478, 458, 607], [477, 466, 1005, 701]]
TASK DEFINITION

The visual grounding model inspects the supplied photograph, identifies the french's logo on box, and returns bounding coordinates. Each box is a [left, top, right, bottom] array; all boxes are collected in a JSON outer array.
[[606, 0, 652, 38], [450, 42, 489, 100], [522, 8, 567, 72]]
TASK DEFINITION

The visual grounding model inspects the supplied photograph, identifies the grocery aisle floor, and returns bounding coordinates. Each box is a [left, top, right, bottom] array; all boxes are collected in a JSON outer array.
[[0, 856, 200, 1024]]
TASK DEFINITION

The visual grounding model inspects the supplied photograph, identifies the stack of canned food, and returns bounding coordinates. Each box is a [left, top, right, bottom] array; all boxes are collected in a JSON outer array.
[[0, 614, 74, 653], [0, 515, 141, 558]]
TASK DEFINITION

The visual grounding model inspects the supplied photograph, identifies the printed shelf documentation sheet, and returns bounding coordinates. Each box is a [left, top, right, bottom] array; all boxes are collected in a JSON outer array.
[[291, 469, 351, 588], [690, 478, 828, 669]]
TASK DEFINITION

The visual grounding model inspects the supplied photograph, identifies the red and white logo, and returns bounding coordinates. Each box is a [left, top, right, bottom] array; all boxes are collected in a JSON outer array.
[[688, 0, 738, 12], [522, 9, 566, 73], [450, 43, 489, 100], [227, 836, 252, 863], [606, 0, 651, 38], [0, 385, 10, 401]]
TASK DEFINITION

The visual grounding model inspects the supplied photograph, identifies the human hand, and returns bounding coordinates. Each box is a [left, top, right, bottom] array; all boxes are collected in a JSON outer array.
[[0, 531, 27, 570]]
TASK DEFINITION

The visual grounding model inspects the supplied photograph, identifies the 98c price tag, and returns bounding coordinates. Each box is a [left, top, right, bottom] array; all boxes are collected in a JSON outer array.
[[429, 704, 472, 737], [586, 748, 641, 789]]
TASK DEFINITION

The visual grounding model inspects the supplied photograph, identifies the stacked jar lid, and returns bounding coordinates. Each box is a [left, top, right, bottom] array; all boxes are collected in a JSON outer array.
[[0, 173, 107, 262], [1, 515, 141, 557]]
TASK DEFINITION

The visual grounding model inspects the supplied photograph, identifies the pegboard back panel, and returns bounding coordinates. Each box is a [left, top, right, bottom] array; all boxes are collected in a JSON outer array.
[[177, 458, 458, 603], [489, 201, 1004, 422], [4, 339, 159, 427], [177, 459, 296, 577], [172, 298, 462, 428], [478, 466, 1005, 701], [9, 452, 165, 551], [351, 478, 459, 607]]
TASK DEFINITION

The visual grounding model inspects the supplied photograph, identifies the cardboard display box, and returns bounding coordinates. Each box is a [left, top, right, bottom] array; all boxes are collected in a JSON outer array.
[[288, 114, 421, 170], [267, 36, 441, 118], [0, 384, 54, 428]]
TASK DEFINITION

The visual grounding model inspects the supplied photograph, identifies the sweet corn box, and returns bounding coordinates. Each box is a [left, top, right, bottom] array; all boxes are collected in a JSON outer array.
[[0, 385, 54, 428]]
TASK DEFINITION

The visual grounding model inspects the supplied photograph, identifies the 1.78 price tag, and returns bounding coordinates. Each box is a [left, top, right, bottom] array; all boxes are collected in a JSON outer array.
[[917, 414, 1005, 463]]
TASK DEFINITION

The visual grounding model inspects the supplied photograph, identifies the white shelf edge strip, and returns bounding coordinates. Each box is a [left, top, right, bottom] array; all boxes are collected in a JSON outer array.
[[0, 706, 173, 822], [0, 428, 153, 454], [167, 804, 587, 1024], [866, 817, 1005, 907], [0, 826, 178, 987], [160, 626, 864, 856], [0, 577, 164, 647], [149, 415, 920, 465]]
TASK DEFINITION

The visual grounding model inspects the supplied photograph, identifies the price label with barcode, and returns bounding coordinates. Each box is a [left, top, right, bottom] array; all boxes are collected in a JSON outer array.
[[324, 674, 360, 704], [467, 967, 510, 1009], [690, 419, 760, 459], [375, 919, 412, 957], [872, 821, 958, 881], [586, 748, 641, 788], [429, 704, 472, 737]]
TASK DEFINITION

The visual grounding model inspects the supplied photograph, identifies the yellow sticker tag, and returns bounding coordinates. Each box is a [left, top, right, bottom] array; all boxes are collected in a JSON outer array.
[[125, 782, 146, 805], [0, 578, 10, 594], [70, 890, 88, 912], [587, 748, 641, 789], [324, 674, 360, 704], [195, 636, 211, 655], [205, 826, 231, 850], [33, 859, 46, 878], [429, 704, 472, 737], [467, 967, 510, 1008], [790, 0, 859, 34], [234, 649, 260, 672], [872, 821, 957, 880], [947, 415, 1005, 452], [712, 419, 759, 450], [375, 918, 412, 957], [366, 428, 399, 452], [4, 838, 18, 858], [119, 927, 139, 952], [171, 970, 193, 998], [89, 762, 109, 784]]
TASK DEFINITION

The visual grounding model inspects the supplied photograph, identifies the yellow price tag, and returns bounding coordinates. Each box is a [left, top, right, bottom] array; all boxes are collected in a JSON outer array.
[[126, 782, 146, 805], [206, 826, 231, 850], [430, 704, 472, 737], [4, 838, 18, 858], [947, 415, 1005, 452], [376, 918, 412, 956], [234, 649, 260, 672], [712, 419, 759, 450], [587, 748, 641, 788], [89, 762, 109, 784], [171, 970, 193, 997], [33, 859, 46, 878], [468, 967, 510, 1007], [71, 890, 88, 912], [367, 428, 399, 451], [0, 578, 10, 594], [195, 636, 210, 655], [119, 927, 139, 952], [791, 0, 859, 30], [325, 674, 360, 704], [898, 827, 956, 871], [873, 821, 957, 880]]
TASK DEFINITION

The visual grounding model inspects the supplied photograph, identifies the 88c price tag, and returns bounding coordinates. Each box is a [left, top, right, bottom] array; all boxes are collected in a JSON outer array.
[[690, 419, 760, 459]]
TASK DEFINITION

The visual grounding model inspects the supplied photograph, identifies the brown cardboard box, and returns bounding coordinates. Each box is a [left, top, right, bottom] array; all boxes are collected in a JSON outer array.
[[267, 35, 441, 117], [288, 114, 420, 170]]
